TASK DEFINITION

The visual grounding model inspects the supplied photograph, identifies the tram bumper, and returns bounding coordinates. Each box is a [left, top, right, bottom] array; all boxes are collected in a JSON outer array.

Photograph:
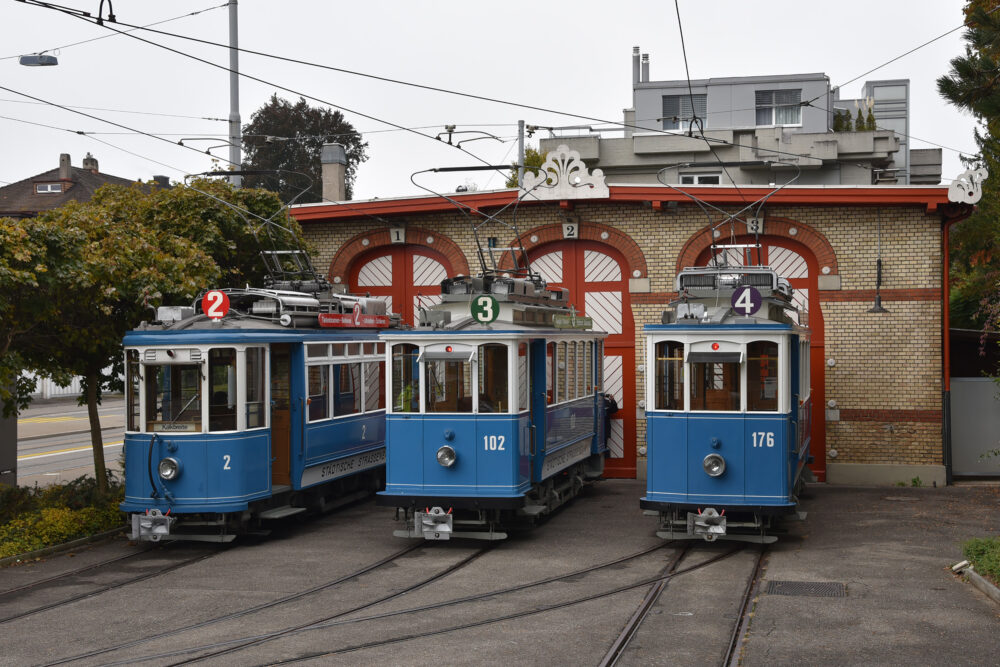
[[131, 509, 175, 542], [394, 507, 454, 540]]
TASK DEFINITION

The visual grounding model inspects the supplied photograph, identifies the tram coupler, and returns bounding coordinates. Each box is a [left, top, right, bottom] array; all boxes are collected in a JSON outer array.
[[688, 507, 726, 542], [131, 508, 175, 542], [395, 506, 453, 540]]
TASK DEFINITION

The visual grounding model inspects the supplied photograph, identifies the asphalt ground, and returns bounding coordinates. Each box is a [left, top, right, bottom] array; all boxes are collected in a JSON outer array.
[[0, 480, 997, 666]]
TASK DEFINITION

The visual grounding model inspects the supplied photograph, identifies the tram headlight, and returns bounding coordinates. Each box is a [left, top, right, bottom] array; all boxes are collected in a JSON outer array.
[[436, 445, 457, 468], [703, 453, 726, 478], [158, 457, 182, 481]]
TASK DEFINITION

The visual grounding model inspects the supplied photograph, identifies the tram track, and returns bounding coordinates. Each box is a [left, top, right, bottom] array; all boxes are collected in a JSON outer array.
[[722, 547, 768, 667], [84, 540, 671, 666], [0, 544, 227, 626], [241, 542, 745, 664], [0, 546, 153, 598]]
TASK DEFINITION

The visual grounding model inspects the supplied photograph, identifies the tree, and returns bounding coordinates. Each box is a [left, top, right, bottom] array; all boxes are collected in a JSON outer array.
[[938, 1, 1000, 334], [241, 95, 369, 202], [1, 179, 303, 492], [505, 146, 548, 188]]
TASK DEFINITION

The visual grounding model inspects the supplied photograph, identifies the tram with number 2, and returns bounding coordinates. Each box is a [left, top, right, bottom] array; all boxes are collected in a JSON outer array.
[[640, 264, 811, 543], [120, 282, 398, 542]]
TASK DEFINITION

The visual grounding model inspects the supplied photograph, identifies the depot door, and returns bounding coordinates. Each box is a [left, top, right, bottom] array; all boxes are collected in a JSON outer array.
[[530, 241, 636, 478], [349, 246, 452, 325], [697, 239, 826, 481]]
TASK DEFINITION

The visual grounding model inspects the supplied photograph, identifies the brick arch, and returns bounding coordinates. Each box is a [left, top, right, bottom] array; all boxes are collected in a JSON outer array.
[[676, 216, 837, 276], [327, 225, 470, 285], [498, 222, 648, 280]]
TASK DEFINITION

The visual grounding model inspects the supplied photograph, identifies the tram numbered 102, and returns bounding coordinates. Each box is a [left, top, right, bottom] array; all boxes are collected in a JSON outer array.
[[640, 266, 812, 543], [376, 274, 612, 540], [120, 287, 396, 542]]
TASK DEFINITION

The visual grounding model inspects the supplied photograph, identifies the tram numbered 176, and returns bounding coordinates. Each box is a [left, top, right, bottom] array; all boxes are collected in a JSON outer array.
[[120, 287, 396, 542], [640, 266, 812, 543], [376, 274, 612, 540]]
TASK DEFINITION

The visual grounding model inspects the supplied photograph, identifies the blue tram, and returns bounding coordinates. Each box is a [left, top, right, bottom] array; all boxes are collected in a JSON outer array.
[[376, 274, 611, 540], [121, 288, 395, 542], [640, 266, 811, 543]]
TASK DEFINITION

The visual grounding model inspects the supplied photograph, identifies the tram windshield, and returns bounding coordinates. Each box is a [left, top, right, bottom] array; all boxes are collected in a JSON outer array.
[[145, 363, 202, 432]]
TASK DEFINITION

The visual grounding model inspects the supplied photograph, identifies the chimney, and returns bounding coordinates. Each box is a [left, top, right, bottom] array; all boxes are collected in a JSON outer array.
[[82, 152, 98, 174], [321, 143, 347, 202], [152, 175, 170, 189], [641, 53, 650, 82], [59, 153, 71, 180], [632, 46, 641, 85]]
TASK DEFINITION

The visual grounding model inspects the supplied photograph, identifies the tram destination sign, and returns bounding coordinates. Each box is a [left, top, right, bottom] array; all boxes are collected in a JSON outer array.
[[552, 313, 593, 329], [318, 312, 392, 328]]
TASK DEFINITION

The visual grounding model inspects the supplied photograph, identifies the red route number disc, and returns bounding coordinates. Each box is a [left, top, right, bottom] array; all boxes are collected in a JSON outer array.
[[202, 290, 230, 320]]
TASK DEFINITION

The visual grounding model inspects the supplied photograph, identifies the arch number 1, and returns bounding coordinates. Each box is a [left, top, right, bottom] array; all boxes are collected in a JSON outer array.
[[471, 294, 499, 323], [731, 286, 761, 316]]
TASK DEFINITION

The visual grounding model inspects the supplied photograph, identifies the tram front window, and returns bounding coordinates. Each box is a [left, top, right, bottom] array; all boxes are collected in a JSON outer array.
[[690, 360, 740, 411], [209, 348, 237, 431], [477, 343, 508, 413], [655, 341, 684, 410], [426, 359, 473, 413], [145, 364, 201, 432], [748, 341, 779, 412], [391, 343, 419, 412]]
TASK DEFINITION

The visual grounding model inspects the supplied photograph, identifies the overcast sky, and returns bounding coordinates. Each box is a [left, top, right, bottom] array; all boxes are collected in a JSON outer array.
[[0, 0, 981, 201]]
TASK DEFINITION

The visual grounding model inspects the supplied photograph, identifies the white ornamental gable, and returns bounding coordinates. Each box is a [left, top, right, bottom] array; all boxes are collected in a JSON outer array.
[[948, 167, 988, 204], [520, 145, 610, 200]]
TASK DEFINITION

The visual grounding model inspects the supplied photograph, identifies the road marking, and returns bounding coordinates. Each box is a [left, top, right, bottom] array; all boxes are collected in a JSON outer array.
[[18, 442, 123, 461], [18, 414, 118, 424]]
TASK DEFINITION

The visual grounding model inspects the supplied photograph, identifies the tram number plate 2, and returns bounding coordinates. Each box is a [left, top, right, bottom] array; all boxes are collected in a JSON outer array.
[[483, 435, 505, 451], [752, 431, 775, 448]]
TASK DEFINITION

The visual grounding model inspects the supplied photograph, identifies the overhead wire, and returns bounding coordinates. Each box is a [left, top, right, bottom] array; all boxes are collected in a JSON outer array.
[[13, 1, 975, 193], [0, 97, 227, 122]]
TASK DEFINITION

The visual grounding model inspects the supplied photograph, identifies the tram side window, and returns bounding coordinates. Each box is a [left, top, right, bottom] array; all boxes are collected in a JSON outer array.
[[576, 341, 585, 398], [364, 360, 386, 411], [478, 343, 508, 413], [209, 348, 237, 431], [800, 339, 811, 402], [546, 342, 556, 405], [748, 341, 779, 412], [127, 350, 140, 431], [146, 363, 201, 431], [655, 341, 684, 410], [567, 341, 577, 401], [557, 341, 568, 403], [391, 344, 419, 412], [307, 365, 329, 422], [585, 341, 593, 394], [690, 360, 740, 411], [518, 343, 529, 412], [426, 358, 472, 413], [334, 363, 361, 416], [246, 347, 265, 429]]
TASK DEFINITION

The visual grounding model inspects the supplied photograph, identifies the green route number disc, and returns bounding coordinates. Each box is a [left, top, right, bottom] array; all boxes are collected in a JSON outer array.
[[471, 294, 499, 323]]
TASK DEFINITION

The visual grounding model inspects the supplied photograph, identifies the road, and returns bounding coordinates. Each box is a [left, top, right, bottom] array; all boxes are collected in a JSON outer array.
[[15, 396, 124, 488]]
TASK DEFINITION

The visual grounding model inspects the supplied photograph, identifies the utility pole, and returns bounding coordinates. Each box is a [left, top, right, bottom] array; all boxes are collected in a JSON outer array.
[[228, 0, 242, 188], [517, 120, 525, 188]]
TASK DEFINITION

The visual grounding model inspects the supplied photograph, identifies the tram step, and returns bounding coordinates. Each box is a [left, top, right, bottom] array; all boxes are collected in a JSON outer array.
[[521, 504, 547, 516], [272, 484, 292, 494], [258, 505, 308, 520]]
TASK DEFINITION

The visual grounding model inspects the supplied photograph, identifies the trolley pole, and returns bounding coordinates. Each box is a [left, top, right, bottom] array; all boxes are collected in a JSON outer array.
[[228, 0, 242, 188]]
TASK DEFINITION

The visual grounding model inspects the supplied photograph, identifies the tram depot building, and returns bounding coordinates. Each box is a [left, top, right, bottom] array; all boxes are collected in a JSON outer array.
[[291, 147, 978, 486]]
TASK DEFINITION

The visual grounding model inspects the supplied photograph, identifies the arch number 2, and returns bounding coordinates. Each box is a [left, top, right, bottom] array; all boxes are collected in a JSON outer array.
[[562, 222, 578, 239], [471, 294, 499, 323], [731, 286, 761, 316]]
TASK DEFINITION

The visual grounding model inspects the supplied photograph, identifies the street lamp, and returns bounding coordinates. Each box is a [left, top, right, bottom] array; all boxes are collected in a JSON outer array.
[[19, 53, 58, 66]]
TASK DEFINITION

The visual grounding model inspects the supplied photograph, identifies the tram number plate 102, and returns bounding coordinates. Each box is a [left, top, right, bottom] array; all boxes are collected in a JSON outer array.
[[484, 435, 506, 451], [752, 432, 775, 448]]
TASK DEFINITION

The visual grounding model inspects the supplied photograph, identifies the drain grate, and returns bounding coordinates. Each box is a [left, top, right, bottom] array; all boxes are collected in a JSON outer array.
[[766, 580, 847, 597]]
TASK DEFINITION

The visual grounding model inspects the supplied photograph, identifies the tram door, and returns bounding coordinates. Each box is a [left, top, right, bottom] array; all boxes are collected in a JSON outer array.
[[270, 344, 292, 487], [529, 241, 636, 479]]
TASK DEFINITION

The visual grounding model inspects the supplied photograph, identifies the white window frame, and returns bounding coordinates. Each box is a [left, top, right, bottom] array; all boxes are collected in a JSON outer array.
[[755, 89, 802, 127]]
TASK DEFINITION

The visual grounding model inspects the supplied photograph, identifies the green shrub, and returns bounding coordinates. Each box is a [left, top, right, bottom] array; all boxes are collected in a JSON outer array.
[[0, 474, 125, 560], [963, 536, 1000, 585]]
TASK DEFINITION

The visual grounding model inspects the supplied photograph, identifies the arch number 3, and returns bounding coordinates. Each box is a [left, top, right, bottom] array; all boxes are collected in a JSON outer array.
[[471, 294, 499, 323], [731, 286, 761, 316]]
